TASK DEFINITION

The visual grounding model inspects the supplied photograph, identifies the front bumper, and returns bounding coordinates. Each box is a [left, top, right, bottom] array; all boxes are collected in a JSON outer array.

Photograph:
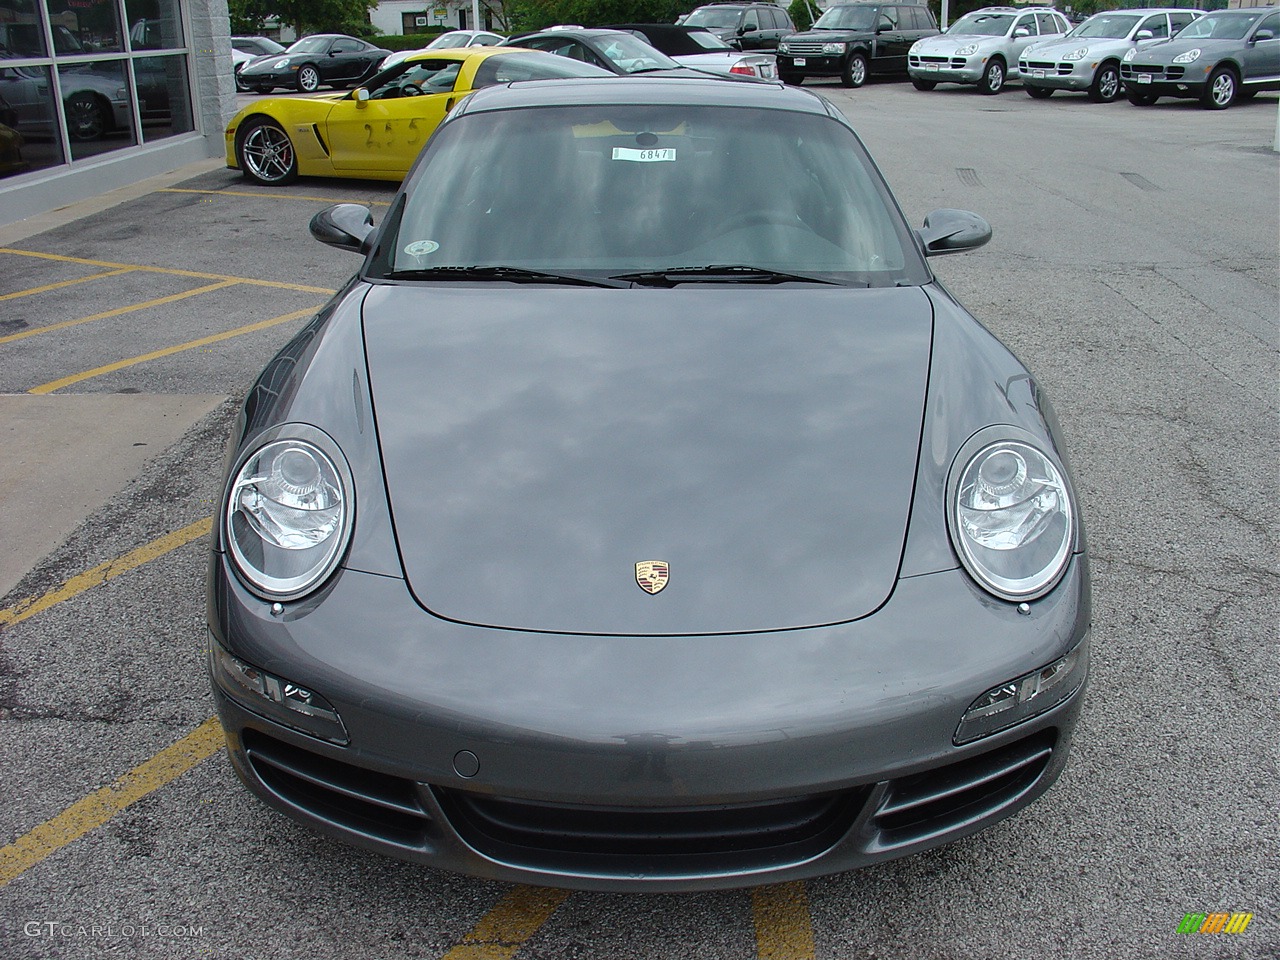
[[1120, 64, 1207, 97], [908, 58, 985, 84], [1019, 60, 1094, 91], [776, 54, 846, 77], [208, 554, 1090, 891]]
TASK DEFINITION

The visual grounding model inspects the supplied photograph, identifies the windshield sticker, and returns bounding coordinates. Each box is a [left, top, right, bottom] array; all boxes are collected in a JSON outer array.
[[612, 147, 676, 163], [404, 240, 440, 256]]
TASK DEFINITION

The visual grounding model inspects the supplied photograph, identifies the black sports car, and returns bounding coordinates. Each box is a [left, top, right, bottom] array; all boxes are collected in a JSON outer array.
[[208, 77, 1090, 891], [238, 33, 391, 93]]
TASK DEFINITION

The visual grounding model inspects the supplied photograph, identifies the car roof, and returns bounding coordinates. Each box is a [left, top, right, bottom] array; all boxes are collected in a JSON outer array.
[[453, 75, 840, 116]]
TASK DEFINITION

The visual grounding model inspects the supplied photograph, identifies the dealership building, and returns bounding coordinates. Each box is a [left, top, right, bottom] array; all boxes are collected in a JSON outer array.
[[0, 0, 236, 228]]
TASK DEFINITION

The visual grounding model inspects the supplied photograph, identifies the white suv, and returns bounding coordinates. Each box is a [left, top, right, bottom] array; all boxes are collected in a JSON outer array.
[[908, 6, 1070, 93]]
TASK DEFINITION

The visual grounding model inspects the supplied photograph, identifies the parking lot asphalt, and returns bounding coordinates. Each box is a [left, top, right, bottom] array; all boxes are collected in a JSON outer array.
[[0, 81, 1277, 960]]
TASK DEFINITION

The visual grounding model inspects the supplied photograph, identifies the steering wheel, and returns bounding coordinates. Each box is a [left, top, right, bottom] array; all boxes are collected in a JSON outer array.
[[401, 83, 423, 96]]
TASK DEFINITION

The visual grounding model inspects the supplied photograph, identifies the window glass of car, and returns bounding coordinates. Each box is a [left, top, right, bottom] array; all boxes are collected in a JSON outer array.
[[332, 38, 361, 54], [1178, 11, 1262, 41], [1169, 12, 1198, 34], [684, 8, 745, 30], [1070, 14, 1138, 39], [1035, 13, 1060, 35], [688, 30, 734, 49], [948, 12, 1014, 36], [813, 6, 878, 30], [879, 9, 899, 30], [1016, 14, 1038, 36], [470, 52, 610, 87], [1137, 15, 1169, 39], [367, 59, 458, 98], [1257, 12, 1279, 36], [383, 104, 928, 285], [595, 33, 680, 72], [289, 36, 333, 55]]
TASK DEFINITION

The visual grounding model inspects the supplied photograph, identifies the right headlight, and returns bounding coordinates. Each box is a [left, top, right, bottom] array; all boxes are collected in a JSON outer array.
[[956, 43, 979, 56], [948, 437, 1076, 601], [224, 428, 354, 601]]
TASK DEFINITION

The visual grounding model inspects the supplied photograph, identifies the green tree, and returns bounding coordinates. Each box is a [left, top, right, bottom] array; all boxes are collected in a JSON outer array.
[[228, 0, 379, 37]]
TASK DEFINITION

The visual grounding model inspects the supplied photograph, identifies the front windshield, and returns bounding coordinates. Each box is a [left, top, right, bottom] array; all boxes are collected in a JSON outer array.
[[380, 103, 927, 286], [287, 37, 332, 55], [1069, 14, 1140, 40], [684, 9, 743, 29], [595, 33, 681, 72], [689, 30, 734, 50], [426, 32, 469, 49], [812, 6, 877, 31], [947, 13, 1014, 36], [1176, 12, 1260, 40]]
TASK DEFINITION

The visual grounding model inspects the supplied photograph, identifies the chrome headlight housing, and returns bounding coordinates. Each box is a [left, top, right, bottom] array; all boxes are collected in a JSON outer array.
[[1123, 47, 1137, 62], [1063, 46, 1089, 61], [822, 41, 846, 54], [224, 425, 355, 601], [948, 432, 1076, 602], [956, 42, 979, 56], [1172, 48, 1200, 64], [779, 41, 790, 53]]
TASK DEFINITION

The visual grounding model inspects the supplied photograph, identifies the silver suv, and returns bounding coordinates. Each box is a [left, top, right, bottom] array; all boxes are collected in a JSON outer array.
[[908, 6, 1070, 93], [1019, 8, 1203, 102]]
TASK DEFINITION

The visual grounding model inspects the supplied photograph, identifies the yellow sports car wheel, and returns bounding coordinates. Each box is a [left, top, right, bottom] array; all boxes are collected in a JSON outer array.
[[238, 118, 298, 186]]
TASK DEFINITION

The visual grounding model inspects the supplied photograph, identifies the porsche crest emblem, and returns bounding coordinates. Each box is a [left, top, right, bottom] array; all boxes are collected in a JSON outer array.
[[635, 561, 669, 595]]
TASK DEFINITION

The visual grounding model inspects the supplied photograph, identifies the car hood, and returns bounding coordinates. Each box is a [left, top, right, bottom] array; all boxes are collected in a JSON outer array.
[[362, 285, 933, 636], [915, 35, 1001, 52], [1132, 36, 1242, 62], [787, 28, 875, 42], [1025, 36, 1129, 58]]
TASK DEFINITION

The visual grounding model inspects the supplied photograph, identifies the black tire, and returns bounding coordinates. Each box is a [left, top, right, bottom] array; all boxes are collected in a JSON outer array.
[[1127, 89, 1158, 106], [296, 63, 321, 93], [978, 58, 1005, 95], [1026, 84, 1053, 99], [1088, 62, 1121, 103], [840, 52, 868, 88], [911, 77, 937, 91], [1201, 66, 1236, 110], [64, 91, 109, 141], [237, 118, 298, 186], [779, 71, 804, 85]]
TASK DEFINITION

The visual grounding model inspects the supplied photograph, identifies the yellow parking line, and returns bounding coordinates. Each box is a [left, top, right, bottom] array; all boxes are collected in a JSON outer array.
[[0, 517, 212, 631], [751, 882, 817, 960], [0, 267, 136, 303], [441, 886, 571, 960], [0, 280, 237, 346], [0, 717, 225, 887], [162, 187, 393, 207], [27, 306, 318, 394], [0, 248, 337, 296]]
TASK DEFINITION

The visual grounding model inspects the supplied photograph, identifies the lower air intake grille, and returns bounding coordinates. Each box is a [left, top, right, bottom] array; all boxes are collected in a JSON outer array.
[[243, 729, 432, 849]]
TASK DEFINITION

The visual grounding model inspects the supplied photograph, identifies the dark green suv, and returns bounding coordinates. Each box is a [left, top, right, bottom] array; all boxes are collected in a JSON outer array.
[[681, 2, 795, 50], [777, 1, 940, 86]]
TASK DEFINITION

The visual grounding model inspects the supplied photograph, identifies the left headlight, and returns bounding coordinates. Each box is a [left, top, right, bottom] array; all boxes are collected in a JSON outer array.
[[1063, 46, 1089, 61], [822, 42, 846, 54], [948, 438, 1076, 602], [224, 430, 354, 601], [1172, 48, 1201, 64], [956, 43, 979, 57]]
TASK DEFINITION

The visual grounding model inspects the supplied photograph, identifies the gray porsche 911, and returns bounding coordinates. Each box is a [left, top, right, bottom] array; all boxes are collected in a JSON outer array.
[[207, 77, 1091, 891]]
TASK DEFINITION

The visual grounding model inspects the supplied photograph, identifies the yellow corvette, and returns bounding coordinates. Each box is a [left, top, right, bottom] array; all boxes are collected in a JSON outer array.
[[225, 47, 611, 184]]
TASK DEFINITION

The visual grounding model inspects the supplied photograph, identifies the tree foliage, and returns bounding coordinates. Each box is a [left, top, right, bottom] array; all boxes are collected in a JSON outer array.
[[228, 0, 379, 37], [501, 0, 694, 33]]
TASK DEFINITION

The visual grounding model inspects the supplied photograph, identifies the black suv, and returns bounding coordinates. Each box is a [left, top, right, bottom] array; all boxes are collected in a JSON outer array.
[[681, 2, 795, 50], [777, 1, 940, 86]]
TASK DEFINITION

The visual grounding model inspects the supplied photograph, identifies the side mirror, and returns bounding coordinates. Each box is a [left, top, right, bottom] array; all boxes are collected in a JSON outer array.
[[1013, 27, 1032, 38], [1254, 28, 1274, 42], [916, 209, 992, 256], [310, 203, 376, 254], [353, 86, 369, 105], [1134, 29, 1153, 40]]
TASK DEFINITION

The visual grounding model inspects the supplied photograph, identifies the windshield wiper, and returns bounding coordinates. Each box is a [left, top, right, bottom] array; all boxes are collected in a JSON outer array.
[[383, 265, 626, 288], [611, 265, 851, 287]]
